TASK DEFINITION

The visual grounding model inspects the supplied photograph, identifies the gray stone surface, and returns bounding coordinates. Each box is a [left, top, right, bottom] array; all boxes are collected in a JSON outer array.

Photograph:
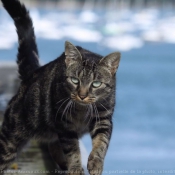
[[2, 142, 57, 175]]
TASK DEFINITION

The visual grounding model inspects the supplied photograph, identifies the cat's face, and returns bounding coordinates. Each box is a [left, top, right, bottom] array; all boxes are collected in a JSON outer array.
[[64, 41, 121, 105]]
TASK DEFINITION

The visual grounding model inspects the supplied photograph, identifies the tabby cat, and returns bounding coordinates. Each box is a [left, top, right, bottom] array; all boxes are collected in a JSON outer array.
[[0, 0, 121, 174]]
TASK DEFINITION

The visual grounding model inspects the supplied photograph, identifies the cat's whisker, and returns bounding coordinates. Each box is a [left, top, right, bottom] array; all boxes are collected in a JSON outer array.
[[90, 104, 93, 118], [101, 97, 109, 104], [96, 106, 101, 125], [69, 101, 74, 122], [84, 104, 92, 128], [56, 97, 67, 104], [93, 103, 100, 125], [91, 104, 93, 115], [65, 100, 73, 126], [61, 100, 72, 121], [92, 104, 97, 125], [99, 102, 113, 119], [55, 98, 70, 121], [84, 105, 88, 122], [73, 101, 76, 113], [98, 102, 111, 115], [84, 105, 90, 122], [90, 104, 94, 124]]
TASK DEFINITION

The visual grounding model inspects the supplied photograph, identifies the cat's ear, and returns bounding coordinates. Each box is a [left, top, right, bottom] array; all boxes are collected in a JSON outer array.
[[99, 52, 121, 75], [65, 41, 82, 67]]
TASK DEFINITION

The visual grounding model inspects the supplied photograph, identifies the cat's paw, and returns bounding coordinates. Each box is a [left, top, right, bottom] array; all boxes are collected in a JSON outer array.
[[67, 167, 84, 175], [87, 154, 103, 175]]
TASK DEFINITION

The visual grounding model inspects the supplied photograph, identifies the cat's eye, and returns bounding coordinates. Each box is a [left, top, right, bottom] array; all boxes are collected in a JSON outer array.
[[71, 77, 79, 84], [92, 81, 102, 88]]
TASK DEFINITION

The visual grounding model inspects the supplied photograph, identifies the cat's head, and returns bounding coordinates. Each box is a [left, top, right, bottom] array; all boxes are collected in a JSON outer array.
[[64, 41, 121, 105]]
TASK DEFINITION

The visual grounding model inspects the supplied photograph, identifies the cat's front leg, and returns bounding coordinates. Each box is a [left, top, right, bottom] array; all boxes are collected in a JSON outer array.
[[88, 118, 113, 175], [49, 139, 67, 171], [58, 132, 84, 175]]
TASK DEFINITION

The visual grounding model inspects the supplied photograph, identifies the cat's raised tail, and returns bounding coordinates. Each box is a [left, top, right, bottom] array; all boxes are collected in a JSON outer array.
[[1, 0, 40, 80]]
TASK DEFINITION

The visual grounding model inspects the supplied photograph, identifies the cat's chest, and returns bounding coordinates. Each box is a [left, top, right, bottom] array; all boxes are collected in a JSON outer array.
[[71, 109, 89, 136]]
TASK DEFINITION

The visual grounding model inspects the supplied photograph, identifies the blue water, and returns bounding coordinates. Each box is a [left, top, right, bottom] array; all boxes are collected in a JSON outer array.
[[0, 7, 175, 174]]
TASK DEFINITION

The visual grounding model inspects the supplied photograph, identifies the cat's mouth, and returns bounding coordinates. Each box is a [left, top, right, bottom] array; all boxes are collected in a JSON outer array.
[[71, 94, 95, 105]]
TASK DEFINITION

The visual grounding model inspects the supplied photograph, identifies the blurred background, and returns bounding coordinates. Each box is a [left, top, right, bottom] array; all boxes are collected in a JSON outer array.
[[0, 0, 175, 174]]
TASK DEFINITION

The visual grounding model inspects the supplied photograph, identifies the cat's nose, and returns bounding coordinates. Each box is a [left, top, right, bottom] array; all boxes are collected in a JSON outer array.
[[79, 94, 87, 100]]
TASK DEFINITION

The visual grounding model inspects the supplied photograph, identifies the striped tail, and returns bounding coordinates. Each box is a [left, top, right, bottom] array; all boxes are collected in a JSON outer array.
[[1, 0, 40, 80]]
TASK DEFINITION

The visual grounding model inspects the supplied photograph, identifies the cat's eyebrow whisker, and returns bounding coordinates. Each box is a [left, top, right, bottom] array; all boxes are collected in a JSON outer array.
[[55, 98, 70, 121]]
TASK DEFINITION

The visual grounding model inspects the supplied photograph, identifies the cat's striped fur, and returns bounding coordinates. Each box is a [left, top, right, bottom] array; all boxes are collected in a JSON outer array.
[[0, 0, 121, 174]]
